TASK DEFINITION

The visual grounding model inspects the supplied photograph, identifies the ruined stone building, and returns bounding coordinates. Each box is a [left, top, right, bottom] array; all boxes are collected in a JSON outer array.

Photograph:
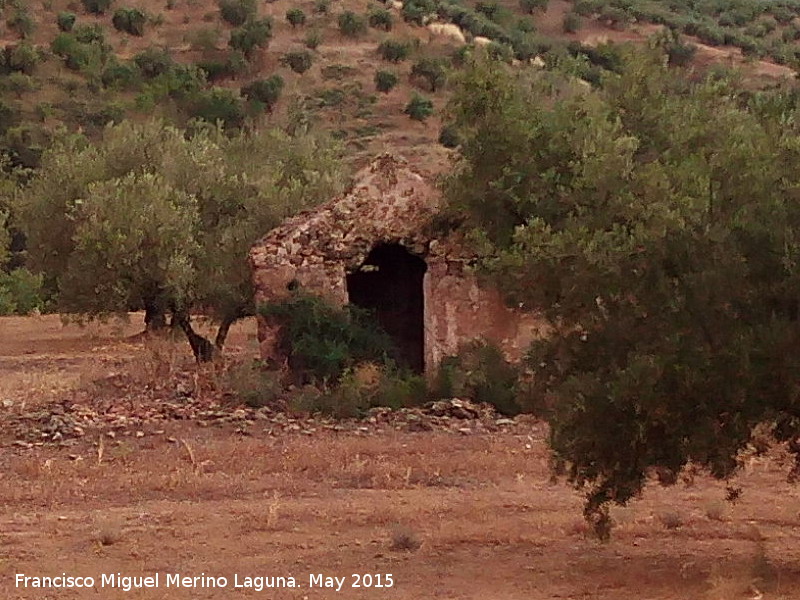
[[248, 154, 546, 376]]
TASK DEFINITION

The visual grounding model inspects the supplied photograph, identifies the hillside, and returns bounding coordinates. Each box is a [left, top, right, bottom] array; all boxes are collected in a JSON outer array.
[[0, 0, 799, 176]]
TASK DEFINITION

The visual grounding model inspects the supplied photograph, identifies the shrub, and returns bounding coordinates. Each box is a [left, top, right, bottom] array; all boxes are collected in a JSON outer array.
[[259, 291, 399, 385], [185, 86, 245, 129], [562, 11, 580, 33], [8, 8, 35, 39], [404, 92, 433, 121], [374, 69, 397, 92], [241, 74, 283, 112], [519, 0, 547, 14], [338, 11, 367, 37], [73, 23, 106, 44], [217, 0, 255, 26], [188, 26, 221, 51], [281, 49, 313, 73], [368, 7, 393, 31], [101, 60, 140, 88], [401, 0, 436, 25], [432, 340, 522, 416], [378, 39, 411, 62], [286, 7, 306, 28], [438, 124, 461, 148], [81, 0, 113, 15], [3, 43, 41, 75], [573, 0, 598, 16], [229, 17, 272, 58], [133, 47, 173, 78], [112, 8, 147, 36], [57, 11, 77, 32], [410, 57, 446, 92], [314, 0, 329, 14], [304, 29, 321, 49], [0, 269, 46, 315], [197, 52, 246, 81], [224, 360, 283, 408]]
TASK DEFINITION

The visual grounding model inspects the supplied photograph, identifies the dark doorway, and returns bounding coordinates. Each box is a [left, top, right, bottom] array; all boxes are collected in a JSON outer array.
[[346, 244, 427, 373]]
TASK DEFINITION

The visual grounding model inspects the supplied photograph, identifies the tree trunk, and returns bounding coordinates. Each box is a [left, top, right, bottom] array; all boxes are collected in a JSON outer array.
[[214, 316, 235, 351], [144, 301, 167, 332], [174, 311, 217, 362]]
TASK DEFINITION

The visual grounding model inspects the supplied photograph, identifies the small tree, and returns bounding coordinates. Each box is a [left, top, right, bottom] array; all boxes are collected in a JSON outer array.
[[368, 7, 393, 31], [374, 69, 398, 93], [410, 57, 446, 92], [281, 49, 313, 74], [404, 93, 433, 120], [241, 75, 284, 112], [520, 0, 547, 13], [112, 8, 147, 36], [186, 87, 245, 129], [81, 0, 113, 15], [562, 11, 581, 33], [304, 29, 321, 50], [313, 0, 329, 14], [229, 17, 272, 58], [378, 39, 411, 62], [286, 7, 306, 28], [217, 0, 255, 26], [7, 8, 35, 39], [338, 11, 367, 37], [57, 11, 77, 32]]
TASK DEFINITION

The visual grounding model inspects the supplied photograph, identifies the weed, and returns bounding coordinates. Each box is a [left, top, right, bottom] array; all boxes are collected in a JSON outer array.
[[389, 526, 420, 551]]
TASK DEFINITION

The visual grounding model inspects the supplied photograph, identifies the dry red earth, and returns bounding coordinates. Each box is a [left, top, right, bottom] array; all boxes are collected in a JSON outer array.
[[1, 315, 800, 599]]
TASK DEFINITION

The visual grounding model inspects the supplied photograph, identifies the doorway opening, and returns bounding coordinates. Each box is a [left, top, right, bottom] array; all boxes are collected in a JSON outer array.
[[346, 243, 427, 373]]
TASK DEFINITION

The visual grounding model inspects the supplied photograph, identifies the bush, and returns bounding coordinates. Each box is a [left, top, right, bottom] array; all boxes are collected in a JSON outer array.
[[224, 360, 283, 408], [562, 11, 581, 33], [404, 92, 433, 121], [432, 340, 522, 416], [368, 7, 393, 31], [101, 60, 140, 88], [259, 291, 399, 385], [410, 57, 446, 92], [374, 69, 397, 93], [401, 0, 436, 25], [112, 8, 147, 36], [286, 7, 306, 28], [304, 29, 321, 49], [217, 0, 255, 26], [438, 124, 461, 148], [338, 11, 367, 37], [73, 23, 106, 44], [314, 0, 329, 14], [241, 74, 283, 111], [281, 49, 313, 73], [57, 11, 77, 32], [81, 0, 113, 15], [197, 52, 246, 81], [378, 39, 411, 62], [185, 86, 245, 129], [8, 8, 35, 39], [3, 43, 41, 75], [0, 269, 46, 315], [133, 47, 173, 78], [519, 0, 547, 14], [229, 17, 272, 58]]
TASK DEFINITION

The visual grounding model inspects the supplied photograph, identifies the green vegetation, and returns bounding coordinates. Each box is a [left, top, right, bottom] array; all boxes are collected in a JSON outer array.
[[378, 39, 412, 62], [281, 49, 313, 74], [374, 69, 398, 93], [368, 6, 393, 31], [56, 11, 76, 32], [338, 11, 367, 37], [228, 17, 273, 58], [241, 75, 284, 112], [286, 7, 306, 28], [217, 0, 255, 26], [112, 8, 147, 36], [445, 50, 800, 537], [411, 57, 447, 92], [404, 92, 433, 120]]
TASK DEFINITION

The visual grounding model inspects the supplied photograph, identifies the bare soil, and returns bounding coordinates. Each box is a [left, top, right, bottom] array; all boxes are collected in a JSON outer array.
[[1, 315, 800, 599]]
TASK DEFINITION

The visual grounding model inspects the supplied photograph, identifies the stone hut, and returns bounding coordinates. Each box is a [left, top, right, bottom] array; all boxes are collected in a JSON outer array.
[[248, 154, 546, 376]]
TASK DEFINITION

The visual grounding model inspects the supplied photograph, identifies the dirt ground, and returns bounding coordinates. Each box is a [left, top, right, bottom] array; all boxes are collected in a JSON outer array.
[[2, 315, 800, 599]]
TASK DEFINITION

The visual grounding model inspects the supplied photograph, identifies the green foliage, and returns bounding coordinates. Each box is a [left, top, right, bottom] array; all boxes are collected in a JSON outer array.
[[319, 364, 427, 418], [112, 8, 147, 36], [0, 268, 46, 315], [2, 43, 41, 75], [241, 75, 283, 112], [520, 0, 547, 14], [57, 11, 76, 32], [404, 92, 433, 120], [281, 49, 313, 74], [286, 7, 306, 28], [368, 6, 393, 31], [133, 47, 173, 78], [438, 123, 461, 148], [81, 0, 113, 15], [374, 69, 397, 93], [16, 120, 343, 357], [186, 87, 245, 129], [51, 32, 108, 73], [259, 291, 399, 384], [444, 51, 800, 535], [217, 0, 255, 26], [304, 29, 321, 49], [229, 17, 272, 58], [101, 60, 140, 89], [313, 0, 329, 14], [562, 11, 581, 33], [338, 11, 367, 37], [411, 57, 447, 92], [432, 341, 522, 416], [8, 7, 35, 39], [378, 39, 411, 62], [401, 0, 436, 25], [224, 360, 283, 407], [197, 51, 246, 82]]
